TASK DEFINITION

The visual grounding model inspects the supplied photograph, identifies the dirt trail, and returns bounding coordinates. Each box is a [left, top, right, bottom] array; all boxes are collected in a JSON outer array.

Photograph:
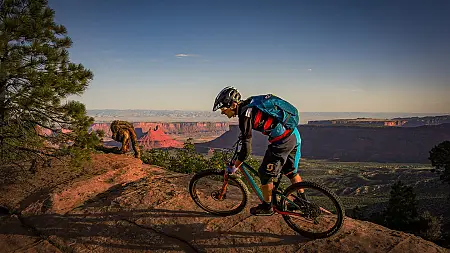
[[0, 154, 448, 253]]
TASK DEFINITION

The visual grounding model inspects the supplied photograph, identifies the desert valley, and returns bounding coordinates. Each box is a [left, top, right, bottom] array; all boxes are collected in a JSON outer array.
[[88, 114, 450, 223], [2, 1, 450, 252], [2, 114, 449, 252]]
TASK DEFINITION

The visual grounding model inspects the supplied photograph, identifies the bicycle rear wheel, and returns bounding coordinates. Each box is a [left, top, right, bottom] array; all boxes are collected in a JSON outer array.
[[280, 181, 345, 239], [189, 170, 249, 216]]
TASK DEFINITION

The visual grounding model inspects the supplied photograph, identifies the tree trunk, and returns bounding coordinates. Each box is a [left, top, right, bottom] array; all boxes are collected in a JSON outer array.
[[0, 79, 6, 162]]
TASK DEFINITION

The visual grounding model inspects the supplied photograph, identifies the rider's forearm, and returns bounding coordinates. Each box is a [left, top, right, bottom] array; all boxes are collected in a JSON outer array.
[[237, 136, 252, 161]]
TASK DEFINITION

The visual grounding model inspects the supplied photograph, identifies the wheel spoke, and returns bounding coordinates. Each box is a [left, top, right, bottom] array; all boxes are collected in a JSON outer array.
[[279, 181, 345, 239], [189, 170, 249, 216]]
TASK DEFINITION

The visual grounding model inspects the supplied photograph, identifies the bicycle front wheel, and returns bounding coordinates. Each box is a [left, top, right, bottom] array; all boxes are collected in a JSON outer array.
[[189, 169, 249, 216], [280, 181, 345, 239]]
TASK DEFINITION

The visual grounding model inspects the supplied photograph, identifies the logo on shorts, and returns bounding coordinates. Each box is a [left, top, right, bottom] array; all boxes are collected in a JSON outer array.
[[266, 163, 275, 172]]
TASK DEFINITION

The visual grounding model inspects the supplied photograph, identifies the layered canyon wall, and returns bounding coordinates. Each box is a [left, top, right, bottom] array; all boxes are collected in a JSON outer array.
[[90, 122, 229, 139], [308, 115, 450, 127], [197, 124, 450, 163], [91, 121, 230, 150]]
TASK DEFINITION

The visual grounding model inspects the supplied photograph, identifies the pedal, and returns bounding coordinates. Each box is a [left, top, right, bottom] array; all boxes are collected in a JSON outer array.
[[250, 208, 275, 216], [250, 212, 275, 216]]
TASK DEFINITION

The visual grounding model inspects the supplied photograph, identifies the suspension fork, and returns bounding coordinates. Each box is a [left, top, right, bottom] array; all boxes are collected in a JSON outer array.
[[218, 171, 230, 200]]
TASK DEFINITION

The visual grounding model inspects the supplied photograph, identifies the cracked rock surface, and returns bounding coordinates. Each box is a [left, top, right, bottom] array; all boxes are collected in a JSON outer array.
[[0, 154, 448, 253]]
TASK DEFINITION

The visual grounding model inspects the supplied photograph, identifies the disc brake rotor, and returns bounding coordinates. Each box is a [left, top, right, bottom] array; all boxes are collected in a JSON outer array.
[[303, 202, 322, 220], [211, 190, 226, 201]]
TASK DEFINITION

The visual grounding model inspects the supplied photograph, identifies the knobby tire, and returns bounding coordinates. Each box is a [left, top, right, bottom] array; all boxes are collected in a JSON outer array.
[[189, 169, 249, 216], [281, 181, 345, 239]]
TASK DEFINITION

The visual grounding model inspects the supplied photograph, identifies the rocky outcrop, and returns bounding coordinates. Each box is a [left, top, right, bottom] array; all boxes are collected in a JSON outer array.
[[197, 123, 450, 163], [0, 154, 447, 253]]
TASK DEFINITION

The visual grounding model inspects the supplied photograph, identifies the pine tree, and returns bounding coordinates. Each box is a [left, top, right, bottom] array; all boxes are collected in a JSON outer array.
[[383, 180, 419, 231], [0, 0, 98, 170], [428, 141, 450, 246], [429, 141, 450, 185]]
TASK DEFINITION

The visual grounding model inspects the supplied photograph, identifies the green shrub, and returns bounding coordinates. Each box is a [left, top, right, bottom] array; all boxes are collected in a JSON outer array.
[[417, 211, 442, 242], [141, 139, 262, 175]]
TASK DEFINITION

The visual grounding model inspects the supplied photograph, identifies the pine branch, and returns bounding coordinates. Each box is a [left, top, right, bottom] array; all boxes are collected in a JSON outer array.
[[15, 146, 58, 157], [2, 0, 96, 170]]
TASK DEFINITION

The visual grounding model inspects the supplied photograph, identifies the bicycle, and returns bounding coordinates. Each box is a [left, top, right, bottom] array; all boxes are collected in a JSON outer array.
[[188, 139, 345, 239]]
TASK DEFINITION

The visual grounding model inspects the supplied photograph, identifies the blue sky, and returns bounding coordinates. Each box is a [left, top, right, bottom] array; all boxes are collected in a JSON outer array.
[[50, 0, 450, 113]]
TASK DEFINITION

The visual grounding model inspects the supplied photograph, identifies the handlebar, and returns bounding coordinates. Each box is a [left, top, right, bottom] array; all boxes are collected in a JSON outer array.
[[227, 136, 243, 166], [209, 137, 243, 167]]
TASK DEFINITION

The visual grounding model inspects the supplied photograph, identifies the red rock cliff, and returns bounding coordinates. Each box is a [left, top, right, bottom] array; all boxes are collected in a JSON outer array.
[[90, 122, 229, 138], [160, 122, 229, 135], [90, 123, 112, 136], [138, 126, 183, 149], [90, 122, 228, 150]]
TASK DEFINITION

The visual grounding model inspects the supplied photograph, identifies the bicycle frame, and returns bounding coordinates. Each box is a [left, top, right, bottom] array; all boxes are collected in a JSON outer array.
[[219, 139, 304, 217], [238, 161, 265, 202]]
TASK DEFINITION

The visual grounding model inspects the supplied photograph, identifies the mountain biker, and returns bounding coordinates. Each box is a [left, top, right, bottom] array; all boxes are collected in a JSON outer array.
[[213, 86, 305, 216]]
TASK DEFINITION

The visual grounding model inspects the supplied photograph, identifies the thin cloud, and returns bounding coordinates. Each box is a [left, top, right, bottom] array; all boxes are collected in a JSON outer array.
[[175, 53, 199, 58], [349, 86, 365, 93]]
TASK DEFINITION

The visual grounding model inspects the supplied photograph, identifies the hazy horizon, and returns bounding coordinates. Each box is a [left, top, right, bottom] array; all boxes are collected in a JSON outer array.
[[49, 0, 450, 113], [87, 108, 449, 114], [86, 109, 448, 124]]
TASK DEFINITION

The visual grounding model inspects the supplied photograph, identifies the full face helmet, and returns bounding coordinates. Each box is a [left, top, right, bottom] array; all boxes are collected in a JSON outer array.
[[212, 86, 241, 111]]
